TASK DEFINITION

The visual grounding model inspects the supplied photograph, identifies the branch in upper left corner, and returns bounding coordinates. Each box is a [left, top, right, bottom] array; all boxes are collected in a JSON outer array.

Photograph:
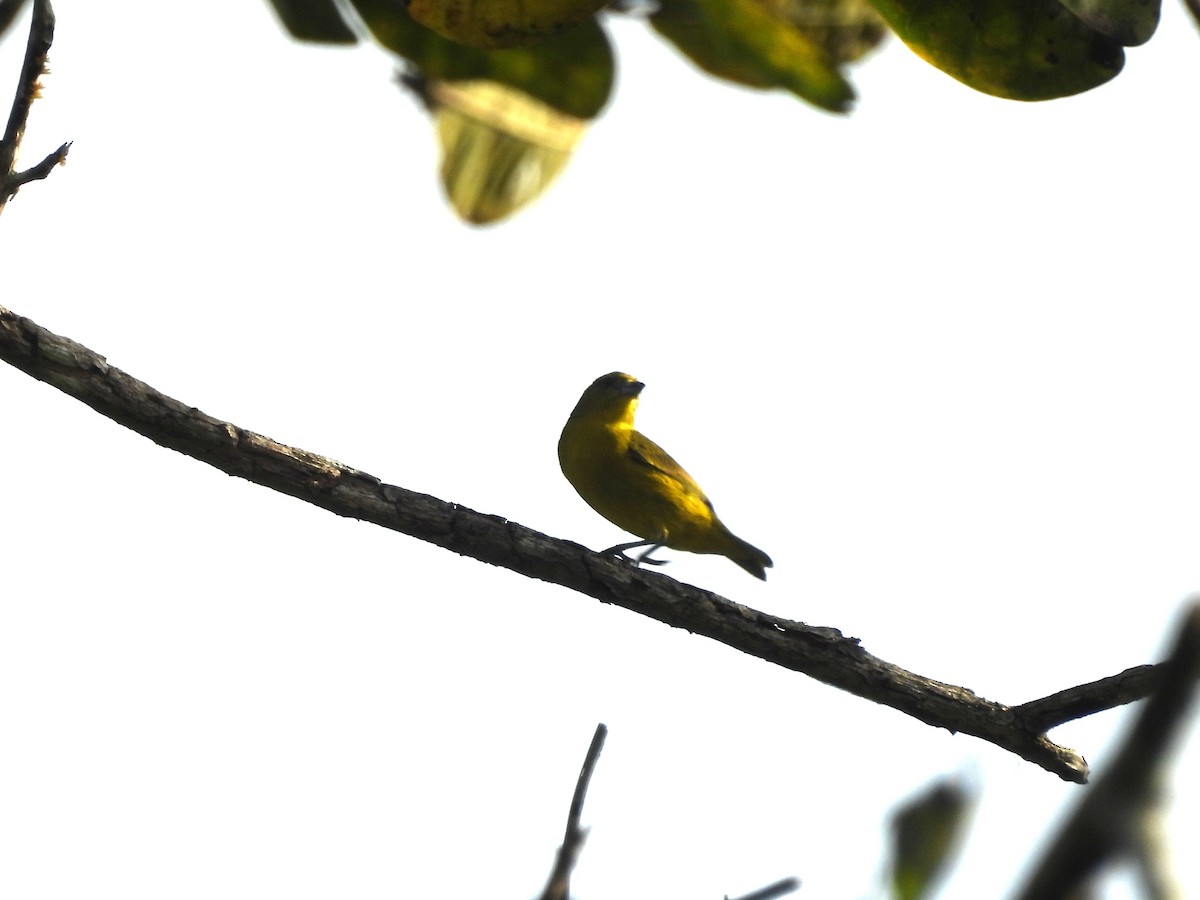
[[0, 0, 70, 211]]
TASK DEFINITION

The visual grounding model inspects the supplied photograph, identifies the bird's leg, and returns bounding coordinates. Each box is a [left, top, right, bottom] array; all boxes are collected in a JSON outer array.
[[601, 540, 670, 568], [602, 539, 652, 558], [634, 544, 670, 567]]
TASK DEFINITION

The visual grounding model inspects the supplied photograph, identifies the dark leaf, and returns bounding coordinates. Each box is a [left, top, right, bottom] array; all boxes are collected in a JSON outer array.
[[890, 780, 974, 900], [869, 0, 1124, 100], [651, 0, 855, 112], [353, 0, 614, 119], [0, 0, 29, 42], [404, 0, 608, 48], [264, 0, 357, 43]]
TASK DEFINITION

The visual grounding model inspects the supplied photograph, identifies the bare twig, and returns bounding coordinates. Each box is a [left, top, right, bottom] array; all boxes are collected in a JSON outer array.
[[1014, 664, 1163, 733], [539, 724, 607, 900], [1015, 601, 1200, 899], [726, 876, 801, 900], [0, 0, 70, 211], [0, 306, 1176, 782]]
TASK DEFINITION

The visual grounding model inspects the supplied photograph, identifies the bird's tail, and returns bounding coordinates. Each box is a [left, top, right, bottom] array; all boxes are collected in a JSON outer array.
[[725, 534, 773, 581]]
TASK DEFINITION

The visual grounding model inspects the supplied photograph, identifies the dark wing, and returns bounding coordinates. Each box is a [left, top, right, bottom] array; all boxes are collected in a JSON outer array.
[[626, 432, 715, 512]]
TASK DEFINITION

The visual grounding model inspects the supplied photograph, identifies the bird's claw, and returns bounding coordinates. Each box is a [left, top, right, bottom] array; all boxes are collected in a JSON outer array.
[[600, 541, 671, 570], [634, 549, 670, 567]]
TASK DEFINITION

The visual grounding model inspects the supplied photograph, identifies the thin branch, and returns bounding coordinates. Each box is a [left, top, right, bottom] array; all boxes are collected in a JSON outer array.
[[1014, 664, 1163, 733], [539, 724, 607, 900], [563, 725, 606, 850], [0, 0, 46, 155], [0, 306, 1174, 782], [0, 0, 70, 211], [2, 138, 70, 198], [726, 877, 801, 900], [536, 727, 799, 900], [1015, 601, 1200, 900]]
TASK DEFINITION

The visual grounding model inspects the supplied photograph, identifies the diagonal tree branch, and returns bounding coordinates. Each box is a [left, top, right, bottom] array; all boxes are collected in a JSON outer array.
[[0, 305, 1173, 783]]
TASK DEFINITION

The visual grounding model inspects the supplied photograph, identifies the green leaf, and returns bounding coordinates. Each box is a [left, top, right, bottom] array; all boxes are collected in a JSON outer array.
[[869, 0, 1124, 100], [404, 0, 608, 48], [1059, 0, 1160, 46], [889, 781, 974, 900], [352, 0, 614, 119], [651, 0, 856, 112], [264, 0, 357, 43]]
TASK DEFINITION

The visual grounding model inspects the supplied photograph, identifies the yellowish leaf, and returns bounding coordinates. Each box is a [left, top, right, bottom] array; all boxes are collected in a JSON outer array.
[[431, 81, 584, 224]]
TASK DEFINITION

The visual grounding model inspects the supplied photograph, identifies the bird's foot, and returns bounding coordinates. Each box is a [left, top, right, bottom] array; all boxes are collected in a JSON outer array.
[[634, 546, 670, 567], [601, 540, 670, 569]]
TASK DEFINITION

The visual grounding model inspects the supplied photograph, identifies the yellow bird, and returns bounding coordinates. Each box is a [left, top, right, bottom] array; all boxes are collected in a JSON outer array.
[[558, 372, 773, 579]]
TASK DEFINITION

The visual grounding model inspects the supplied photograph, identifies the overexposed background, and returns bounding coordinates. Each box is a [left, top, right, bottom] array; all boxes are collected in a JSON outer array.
[[2, 1, 1198, 897]]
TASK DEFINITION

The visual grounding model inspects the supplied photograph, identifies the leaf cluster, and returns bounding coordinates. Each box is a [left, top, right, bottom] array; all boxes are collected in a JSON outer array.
[[0, 0, 1176, 222]]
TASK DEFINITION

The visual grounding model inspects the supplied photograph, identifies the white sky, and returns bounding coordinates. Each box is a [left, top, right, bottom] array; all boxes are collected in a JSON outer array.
[[2, 1, 1199, 898]]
